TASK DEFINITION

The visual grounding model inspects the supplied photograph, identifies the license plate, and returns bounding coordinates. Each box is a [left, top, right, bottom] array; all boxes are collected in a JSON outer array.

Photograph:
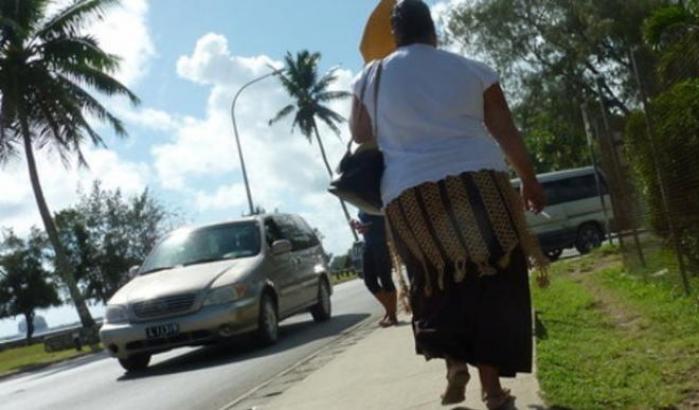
[[145, 323, 179, 339]]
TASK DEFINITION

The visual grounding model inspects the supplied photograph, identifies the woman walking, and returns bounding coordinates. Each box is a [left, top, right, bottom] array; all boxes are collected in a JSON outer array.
[[352, 210, 398, 327], [349, 1, 549, 408]]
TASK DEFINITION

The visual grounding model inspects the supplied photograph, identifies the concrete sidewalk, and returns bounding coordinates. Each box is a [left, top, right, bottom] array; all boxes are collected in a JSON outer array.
[[263, 316, 546, 410]]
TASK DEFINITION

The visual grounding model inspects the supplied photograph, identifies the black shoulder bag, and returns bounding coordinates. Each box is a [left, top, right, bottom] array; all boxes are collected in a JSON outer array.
[[328, 61, 384, 215]]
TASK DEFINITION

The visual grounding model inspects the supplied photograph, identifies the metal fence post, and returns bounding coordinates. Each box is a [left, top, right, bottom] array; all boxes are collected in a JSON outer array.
[[581, 103, 614, 246], [629, 48, 691, 294], [595, 77, 647, 268]]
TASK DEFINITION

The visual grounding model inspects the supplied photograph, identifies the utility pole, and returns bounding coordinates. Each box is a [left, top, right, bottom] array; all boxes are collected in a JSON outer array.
[[231, 68, 285, 215]]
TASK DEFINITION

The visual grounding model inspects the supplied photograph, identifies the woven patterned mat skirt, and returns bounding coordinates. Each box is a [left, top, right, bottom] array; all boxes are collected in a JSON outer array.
[[385, 171, 533, 377]]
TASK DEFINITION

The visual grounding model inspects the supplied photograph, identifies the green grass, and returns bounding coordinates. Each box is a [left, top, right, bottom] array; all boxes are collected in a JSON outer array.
[[621, 235, 699, 295], [533, 249, 699, 409], [0, 343, 94, 377]]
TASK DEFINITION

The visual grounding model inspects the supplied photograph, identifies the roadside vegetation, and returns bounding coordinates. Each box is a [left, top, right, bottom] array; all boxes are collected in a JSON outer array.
[[331, 270, 359, 286], [533, 245, 699, 409], [0, 183, 175, 342], [0, 343, 98, 378]]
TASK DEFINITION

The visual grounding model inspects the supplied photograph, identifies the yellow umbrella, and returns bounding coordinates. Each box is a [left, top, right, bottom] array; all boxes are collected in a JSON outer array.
[[359, 0, 397, 64]]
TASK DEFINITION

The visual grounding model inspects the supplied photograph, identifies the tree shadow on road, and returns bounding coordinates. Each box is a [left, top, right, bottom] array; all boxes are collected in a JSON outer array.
[[116, 312, 371, 381]]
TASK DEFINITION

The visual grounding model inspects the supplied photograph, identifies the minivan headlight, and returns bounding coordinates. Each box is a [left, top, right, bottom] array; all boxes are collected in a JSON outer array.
[[105, 305, 129, 324], [203, 284, 248, 307]]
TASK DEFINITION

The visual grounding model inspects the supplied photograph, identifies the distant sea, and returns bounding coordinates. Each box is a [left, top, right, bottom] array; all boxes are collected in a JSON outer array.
[[0, 303, 105, 339]]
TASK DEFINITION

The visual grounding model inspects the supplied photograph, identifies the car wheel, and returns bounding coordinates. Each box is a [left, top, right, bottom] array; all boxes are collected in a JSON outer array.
[[310, 279, 332, 322], [545, 248, 563, 261], [118, 353, 151, 372], [575, 224, 603, 254], [257, 293, 278, 345]]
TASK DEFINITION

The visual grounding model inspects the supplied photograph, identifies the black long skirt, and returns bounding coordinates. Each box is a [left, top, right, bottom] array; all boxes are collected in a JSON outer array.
[[402, 245, 532, 377]]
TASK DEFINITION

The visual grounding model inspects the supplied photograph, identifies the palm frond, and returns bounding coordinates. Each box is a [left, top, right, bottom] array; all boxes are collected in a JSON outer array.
[[36, 0, 118, 41], [0, 124, 19, 164], [40, 35, 120, 74], [51, 61, 139, 104], [317, 90, 352, 102], [0, 0, 50, 39], [316, 116, 342, 137], [56, 73, 127, 137], [268, 104, 295, 126], [295, 109, 316, 139], [275, 71, 304, 99], [36, 97, 102, 169], [311, 67, 341, 95], [316, 106, 346, 136]]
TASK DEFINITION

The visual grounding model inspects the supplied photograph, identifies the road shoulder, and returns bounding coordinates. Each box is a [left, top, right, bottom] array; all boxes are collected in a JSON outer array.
[[238, 315, 544, 410]]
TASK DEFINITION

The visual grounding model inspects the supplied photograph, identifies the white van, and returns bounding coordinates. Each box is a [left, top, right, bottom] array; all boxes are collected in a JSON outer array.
[[513, 166, 612, 260]]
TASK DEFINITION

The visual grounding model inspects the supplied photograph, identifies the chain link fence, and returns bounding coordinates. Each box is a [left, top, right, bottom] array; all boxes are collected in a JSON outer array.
[[584, 34, 699, 295]]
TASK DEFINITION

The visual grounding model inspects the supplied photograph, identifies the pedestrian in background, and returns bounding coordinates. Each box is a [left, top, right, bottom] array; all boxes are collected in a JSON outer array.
[[349, 1, 549, 408], [351, 211, 398, 327]]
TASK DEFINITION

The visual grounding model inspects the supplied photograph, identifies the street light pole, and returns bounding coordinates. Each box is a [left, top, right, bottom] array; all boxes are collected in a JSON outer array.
[[231, 68, 285, 215]]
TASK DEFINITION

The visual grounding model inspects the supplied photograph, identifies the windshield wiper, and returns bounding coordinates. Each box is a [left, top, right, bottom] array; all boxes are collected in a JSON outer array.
[[139, 266, 173, 275]]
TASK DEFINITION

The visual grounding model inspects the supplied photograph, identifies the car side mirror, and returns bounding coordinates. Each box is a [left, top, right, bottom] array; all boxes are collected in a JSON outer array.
[[128, 265, 140, 279], [271, 239, 292, 255]]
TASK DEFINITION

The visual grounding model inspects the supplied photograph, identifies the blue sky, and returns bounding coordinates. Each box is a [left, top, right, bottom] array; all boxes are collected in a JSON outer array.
[[0, 0, 461, 336]]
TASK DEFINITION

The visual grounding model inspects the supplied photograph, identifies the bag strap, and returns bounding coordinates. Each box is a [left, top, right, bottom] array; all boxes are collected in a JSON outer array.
[[372, 60, 383, 141], [346, 60, 384, 153]]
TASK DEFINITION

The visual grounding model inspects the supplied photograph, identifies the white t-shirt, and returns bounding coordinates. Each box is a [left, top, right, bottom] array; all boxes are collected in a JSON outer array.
[[352, 44, 508, 205]]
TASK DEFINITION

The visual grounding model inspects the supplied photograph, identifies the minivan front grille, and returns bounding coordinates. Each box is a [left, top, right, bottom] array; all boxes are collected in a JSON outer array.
[[132, 294, 196, 319]]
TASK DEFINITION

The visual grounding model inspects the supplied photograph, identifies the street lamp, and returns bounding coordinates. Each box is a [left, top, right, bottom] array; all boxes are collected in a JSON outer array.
[[231, 68, 285, 215]]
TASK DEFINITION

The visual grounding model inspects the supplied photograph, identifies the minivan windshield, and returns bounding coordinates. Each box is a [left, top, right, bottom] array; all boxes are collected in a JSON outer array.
[[140, 222, 261, 274]]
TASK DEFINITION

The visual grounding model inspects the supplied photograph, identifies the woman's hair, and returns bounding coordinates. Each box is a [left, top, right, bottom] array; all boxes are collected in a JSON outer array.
[[391, 0, 437, 47]]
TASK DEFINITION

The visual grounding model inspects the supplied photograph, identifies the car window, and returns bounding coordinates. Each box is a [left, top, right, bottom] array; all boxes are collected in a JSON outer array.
[[274, 215, 316, 251], [542, 180, 565, 206], [264, 218, 284, 246], [545, 173, 606, 206], [140, 222, 261, 273], [291, 215, 320, 248], [561, 175, 602, 202]]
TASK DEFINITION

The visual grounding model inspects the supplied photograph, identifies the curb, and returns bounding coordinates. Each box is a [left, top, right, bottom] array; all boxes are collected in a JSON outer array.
[[218, 312, 381, 410]]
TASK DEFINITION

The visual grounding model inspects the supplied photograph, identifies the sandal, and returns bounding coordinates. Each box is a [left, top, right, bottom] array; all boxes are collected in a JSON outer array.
[[379, 315, 398, 327], [483, 388, 515, 410], [441, 363, 469, 405]]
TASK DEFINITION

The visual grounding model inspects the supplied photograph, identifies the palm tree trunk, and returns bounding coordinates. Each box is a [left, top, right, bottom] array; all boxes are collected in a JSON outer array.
[[19, 117, 95, 329], [313, 126, 359, 242]]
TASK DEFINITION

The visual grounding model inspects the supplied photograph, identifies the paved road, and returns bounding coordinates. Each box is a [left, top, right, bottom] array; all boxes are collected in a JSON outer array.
[[0, 279, 381, 410]]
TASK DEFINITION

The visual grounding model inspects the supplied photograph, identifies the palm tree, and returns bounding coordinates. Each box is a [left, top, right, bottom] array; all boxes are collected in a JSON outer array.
[[269, 50, 358, 241], [0, 0, 139, 328]]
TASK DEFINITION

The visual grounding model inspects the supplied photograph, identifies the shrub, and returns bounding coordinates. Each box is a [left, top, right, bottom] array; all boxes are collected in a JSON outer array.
[[624, 79, 699, 268]]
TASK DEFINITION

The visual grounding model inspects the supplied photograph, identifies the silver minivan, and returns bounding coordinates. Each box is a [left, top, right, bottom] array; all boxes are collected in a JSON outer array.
[[513, 166, 612, 260], [99, 213, 332, 372]]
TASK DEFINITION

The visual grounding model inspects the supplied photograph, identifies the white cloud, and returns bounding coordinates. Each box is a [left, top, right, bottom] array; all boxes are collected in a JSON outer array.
[[195, 183, 247, 211], [153, 33, 357, 254], [0, 147, 150, 235], [90, 0, 155, 86], [176, 33, 281, 86], [115, 106, 182, 132]]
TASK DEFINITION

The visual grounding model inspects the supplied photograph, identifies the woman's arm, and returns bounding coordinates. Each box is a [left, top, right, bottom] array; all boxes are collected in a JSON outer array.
[[484, 83, 546, 213], [349, 95, 374, 144]]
